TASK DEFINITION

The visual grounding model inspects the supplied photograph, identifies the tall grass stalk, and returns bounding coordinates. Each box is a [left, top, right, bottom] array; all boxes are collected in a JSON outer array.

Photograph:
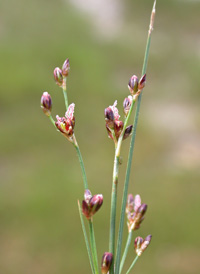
[[114, 1, 156, 273]]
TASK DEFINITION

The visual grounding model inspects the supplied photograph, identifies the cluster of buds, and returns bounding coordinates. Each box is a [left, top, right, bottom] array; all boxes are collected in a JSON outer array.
[[123, 95, 133, 117], [82, 189, 103, 220], [41, 92, 52, 116], [134, 235, 152, 256], [105, 101, 133, 143], [101, 252, 113, 274], [55, 103, 75, 141], [128, 74, 146, 96], [126, 194, 147, 232], [54, 58, 70, 87]]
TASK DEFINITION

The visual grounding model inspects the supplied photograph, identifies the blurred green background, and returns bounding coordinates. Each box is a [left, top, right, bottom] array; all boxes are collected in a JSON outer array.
[[1, 0, 200, 273]]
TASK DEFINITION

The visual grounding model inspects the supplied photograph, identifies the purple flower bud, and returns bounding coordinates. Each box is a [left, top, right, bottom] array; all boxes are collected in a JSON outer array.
[[62, 58, 70, 77], [82, 200, 91, 219], [105, 107, 114, 121], [82, 193, 103, 220], [109, 100, 120, 120], [138, 74, 146, 90], [134, 194, 141, 212], [123, 125, 133, 140], [128, 75, 138, 94], [134, 236, 143, 250], [105, 107, 115, 129], [84, 189, 92, 204], [54, 67, 63, 86], [90, 194, 103, 216], [137, 203, 148, 216], [134, 235, 152, 256], [41, 92, 52, 116], [123, 96, 132, 116], [140, 235, 152, 253], [101, 252, 113, 274], [114, 120, 124, 139], [126, 194, 134, 214]]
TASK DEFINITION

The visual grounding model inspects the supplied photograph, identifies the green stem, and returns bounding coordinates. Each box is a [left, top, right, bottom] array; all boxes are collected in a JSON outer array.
[[126, 255, 139, 274], [73, 135, 88, 190], [89, 219, 99, 274], [109, 153, 119, 273], [78, 201, 95, 274], [119, 231, 132, 274], [115, 2, 156, 273], [62, 77, 68, 110], [109, 100, 136, 274], [49, 115, 56, 128]]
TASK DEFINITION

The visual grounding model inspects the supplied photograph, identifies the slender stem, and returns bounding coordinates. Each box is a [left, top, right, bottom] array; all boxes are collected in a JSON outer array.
[[78, 201, 95, 274], [89, 219, 99, 274], [73, 135, 88, 190], [119, 231, 132, 274], [62, 77, 68, 110], [109, 153, 119, 273], [115, 2, 156, 273], [126, 255, 139, 274], [109, 100, 136, 274], [49, 115, 56, 128]]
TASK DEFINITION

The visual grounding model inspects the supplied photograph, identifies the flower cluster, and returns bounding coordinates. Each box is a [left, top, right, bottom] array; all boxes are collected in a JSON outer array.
[[55, 103, 75, 141], [126, 194, 147, 232], [82, 190, 103, 220], [128, 74, 146, 95], [54, 58, 70, 87], [104, 73, 146, 145], [134, 235, 152, 256], [104, 100, 133, 144]]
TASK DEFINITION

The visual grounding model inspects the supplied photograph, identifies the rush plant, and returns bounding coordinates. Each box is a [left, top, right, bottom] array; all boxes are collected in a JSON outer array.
[[40, 1, 156, 273]]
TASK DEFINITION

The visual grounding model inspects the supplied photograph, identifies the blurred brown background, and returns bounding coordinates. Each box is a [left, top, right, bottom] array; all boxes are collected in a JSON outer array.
[[0, 0, 200, 273]]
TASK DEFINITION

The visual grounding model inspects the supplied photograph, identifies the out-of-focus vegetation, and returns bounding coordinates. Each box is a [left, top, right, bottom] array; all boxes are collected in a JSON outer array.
[[0, 0, 200, 273]]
